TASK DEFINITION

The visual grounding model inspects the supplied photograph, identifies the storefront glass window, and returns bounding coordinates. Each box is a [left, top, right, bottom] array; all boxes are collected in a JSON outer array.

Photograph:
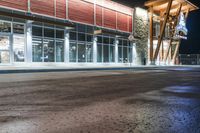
[[44, 28, 54, 38], [118, 46, 123, 63], [0, 36, 9, 50], [13, 23, 24, 34], [103, 45, 109, 62], [32, 38, 43, 62], [0, 36, 10, 63], [69, 42, 77, 62], [97, 44, 102, 62], [0, 21, 11, 33], [78, 43, 86, 62], [110, 38, 115, 45], [69, 32, 77, 40], [118, 39, 123, 46], [32, 26, 42, 36], [97, 36, 102, 43], [77, 24, 86, 33], [56, 41, 64, 62], [56, 30, 64, 39], [66, 23, 132, 64], [43, 39, 54, 62], [129, 47, 133, 63], [13, 35, 25, 62], [103, 37, 109, 44], [78, 33, 86, 42], [87, 34, 93, 42], [110, 45, 115, 62], [86, 43, 93, 62], [86, 25, 93, 33], [0, 51, 9, 63], [123, 47, 128, 63], [32, 24, 64, 63]]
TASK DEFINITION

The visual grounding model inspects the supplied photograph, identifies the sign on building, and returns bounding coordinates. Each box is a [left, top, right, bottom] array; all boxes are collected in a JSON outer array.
[[175, 12, 188, 40]]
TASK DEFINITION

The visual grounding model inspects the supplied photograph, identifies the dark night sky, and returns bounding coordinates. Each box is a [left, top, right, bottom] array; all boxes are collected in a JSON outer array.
[[113, 0, 200, 54]]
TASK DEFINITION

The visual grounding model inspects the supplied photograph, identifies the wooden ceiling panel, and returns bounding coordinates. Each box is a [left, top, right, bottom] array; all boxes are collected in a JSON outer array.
[[145, 0, 198, 15]]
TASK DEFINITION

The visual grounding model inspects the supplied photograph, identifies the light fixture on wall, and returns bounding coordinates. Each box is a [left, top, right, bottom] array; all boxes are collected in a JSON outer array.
[[128, 33, 140, 42]]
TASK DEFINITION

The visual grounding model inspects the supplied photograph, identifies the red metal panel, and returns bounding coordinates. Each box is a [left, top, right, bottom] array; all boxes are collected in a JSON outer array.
[[0, 0, 27, 11], [103, 8, 116, 29], [56, 0, 66, 19], [69, 0, 94, 25], [117, 12, 128, 32], [98, 0, 133, 16], [129, 16, 133, 33], [96, 5, 103, 26], [31, 0, 54, 16]]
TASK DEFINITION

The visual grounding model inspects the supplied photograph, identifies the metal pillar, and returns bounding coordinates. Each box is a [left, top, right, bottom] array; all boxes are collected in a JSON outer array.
[[115, 38, 119, 63], [26, 20, 33, 63], [132, 43, 137, 65], [64, 28, 69, 63], [93, 36, 97, 63]]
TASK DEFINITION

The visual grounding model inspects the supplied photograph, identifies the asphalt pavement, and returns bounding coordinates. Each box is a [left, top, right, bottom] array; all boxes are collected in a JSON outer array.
[[0, 67, 200, 133]]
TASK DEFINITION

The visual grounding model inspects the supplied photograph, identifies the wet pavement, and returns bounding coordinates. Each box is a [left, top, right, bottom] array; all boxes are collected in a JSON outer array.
[[0, 67, 200, 133]]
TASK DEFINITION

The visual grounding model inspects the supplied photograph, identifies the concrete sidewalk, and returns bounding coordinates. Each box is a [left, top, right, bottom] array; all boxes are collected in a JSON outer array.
[[0, 65, 156, 74], [0, 65, 200, 74]]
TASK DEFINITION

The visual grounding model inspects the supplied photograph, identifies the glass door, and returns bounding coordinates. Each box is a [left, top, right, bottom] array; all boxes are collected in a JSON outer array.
[[0, 35, 11, 64]]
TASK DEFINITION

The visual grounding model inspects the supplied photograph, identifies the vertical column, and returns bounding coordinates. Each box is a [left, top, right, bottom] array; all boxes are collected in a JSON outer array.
[[93, 36, 97, 63], [115, 38, 119, 63], [28, 0, 31, 13], [66, 0, 68, 19], [162, 41, 164, 62], [132, 42, 137, 65], [54, 0, 56, 17], [26, 20, 33, 63], [64, 28, 69, 63], [94, 0, 96, 26], [10, 33, 14, 63], [149, 7, 154, 64]]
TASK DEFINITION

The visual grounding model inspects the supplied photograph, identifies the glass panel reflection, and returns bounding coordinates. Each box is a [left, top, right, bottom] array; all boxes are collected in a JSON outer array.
[[13, 23, 24, 34], [32, 26, 42, 36], [118, 46, 123, 63], [44, 28, 54, 38], [43, 40, 55, 62], [86, 43, 93, 62], [13, 35, 25, 62], [97, 44, 102, 62], [78, 43, 86, 62], [0, 21, 11, 33], [129, 47, 133, 63], [0, 36, 9, 50], [103, 45, 109, 62], [56, 30, 64, 39], [110, 45, 115, 62], [0, 51, 10, 63], [123, 47, 128, 63], [32, 38, 43, 62], [56, 41, 64, 62], [69, 42, 77, 62]]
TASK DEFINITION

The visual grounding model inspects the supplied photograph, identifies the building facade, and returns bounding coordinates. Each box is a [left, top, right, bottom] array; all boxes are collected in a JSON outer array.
[[0, 0, 143, 67], [1, 0, 196, 67]]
